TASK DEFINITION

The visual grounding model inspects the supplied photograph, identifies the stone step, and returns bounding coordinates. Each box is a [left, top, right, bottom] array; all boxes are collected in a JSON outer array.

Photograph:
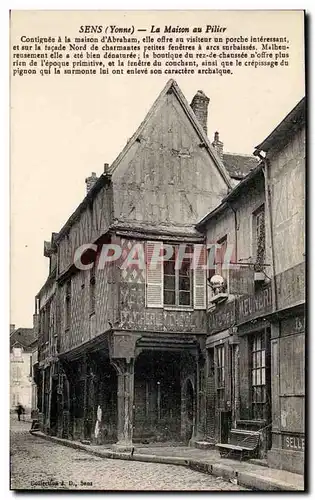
[[194, 441, 216, 450]]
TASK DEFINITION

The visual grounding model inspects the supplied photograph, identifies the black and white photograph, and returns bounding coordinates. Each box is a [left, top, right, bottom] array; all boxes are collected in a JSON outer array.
[[9, 9, 305, 491]]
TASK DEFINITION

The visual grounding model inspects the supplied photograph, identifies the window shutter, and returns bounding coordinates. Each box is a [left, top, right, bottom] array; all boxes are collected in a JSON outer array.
[[193, 244, 206, 309], [146, 241, 163, 308]]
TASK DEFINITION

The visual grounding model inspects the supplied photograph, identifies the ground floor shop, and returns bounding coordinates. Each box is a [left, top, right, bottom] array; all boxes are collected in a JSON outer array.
[[204, 323, 271, 460], [37, 332, 205, 450], [267, 306, 305, 475], [204, 296, 305, 473]]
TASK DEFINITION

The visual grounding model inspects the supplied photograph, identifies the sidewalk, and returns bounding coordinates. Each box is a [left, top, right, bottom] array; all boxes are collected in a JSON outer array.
[[32, 432, 304, 491]]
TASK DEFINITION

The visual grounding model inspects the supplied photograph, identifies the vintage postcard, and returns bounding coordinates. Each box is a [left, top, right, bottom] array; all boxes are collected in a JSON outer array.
[[10, 9, 305, 491]]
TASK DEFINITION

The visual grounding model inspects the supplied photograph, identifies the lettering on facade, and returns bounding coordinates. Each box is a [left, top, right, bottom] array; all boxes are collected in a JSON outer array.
[[120, 309, 206, 333], [282, 434, 305, 451], [208, 301, 235, 334], [238, 282, 272, 323], [120, 282, 206, 332]]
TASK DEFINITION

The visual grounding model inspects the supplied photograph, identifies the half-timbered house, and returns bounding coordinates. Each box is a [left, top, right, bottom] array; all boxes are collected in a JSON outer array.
[[36, 79, 269, 452]]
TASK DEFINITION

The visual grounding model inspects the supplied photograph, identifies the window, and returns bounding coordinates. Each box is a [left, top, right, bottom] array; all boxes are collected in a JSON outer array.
[[11, 364, 22, 382], [163, 244, 192, 307], [43, 302, 50, 344], [216, 236, 228, 280], [251, 333, 266, 420], [65, 280, 71, 330], [216, 344, 225, 406], [208, 235, 228, 297], [13, 347, 22, 359], [253, 205, 265, 270], [89, 265, 96, 314], [146, 242, 206, 309]]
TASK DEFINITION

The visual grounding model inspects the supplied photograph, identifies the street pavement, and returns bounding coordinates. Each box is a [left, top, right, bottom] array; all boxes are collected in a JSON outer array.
[[10, 418, 245, 491]]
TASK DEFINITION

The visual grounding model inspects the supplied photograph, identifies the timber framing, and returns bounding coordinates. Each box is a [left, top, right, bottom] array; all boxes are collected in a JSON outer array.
[[55, 172, 112, 245], [108, 79, 233, 189]]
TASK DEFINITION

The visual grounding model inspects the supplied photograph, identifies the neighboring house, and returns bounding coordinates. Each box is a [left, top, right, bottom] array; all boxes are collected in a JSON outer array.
[[254, 98, 305, 475], [196, 162, 272, 455], [196, 97, 305, 475], [10, 327, 34, 412]]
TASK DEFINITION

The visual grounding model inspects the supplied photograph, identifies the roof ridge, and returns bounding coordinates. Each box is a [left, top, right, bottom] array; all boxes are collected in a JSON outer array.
[[109, 79, 233, 189], [224, 151, 258, 158]]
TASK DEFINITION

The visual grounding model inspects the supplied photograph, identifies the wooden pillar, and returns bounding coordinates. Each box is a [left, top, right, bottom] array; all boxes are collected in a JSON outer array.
[[41, 369, 45, 415], [233, 344, 241, 424], [83, 355, 88, 439], [45, 365, 52, 430], [198, 357, 206, 439], [112, 359, 135, 452], [187, 356, 200, 444], [190, 355, 206, 444]]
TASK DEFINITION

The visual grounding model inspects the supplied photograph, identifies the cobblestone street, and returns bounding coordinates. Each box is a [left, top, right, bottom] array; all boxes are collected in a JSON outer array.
[[10, 419, 245, 491]]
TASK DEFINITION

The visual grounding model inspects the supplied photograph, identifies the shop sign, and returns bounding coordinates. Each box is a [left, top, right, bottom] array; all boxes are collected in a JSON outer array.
[[282, 434, 305, 451], [208, 301, 235, 334], [237, 282, 272, 323]]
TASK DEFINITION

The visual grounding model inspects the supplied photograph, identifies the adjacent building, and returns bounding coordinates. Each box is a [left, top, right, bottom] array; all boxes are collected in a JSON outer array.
[[10, 326, 35, 412], [34, 80, 305, 474], [196, 96, 305, 474], [255, 98, 305, 474]]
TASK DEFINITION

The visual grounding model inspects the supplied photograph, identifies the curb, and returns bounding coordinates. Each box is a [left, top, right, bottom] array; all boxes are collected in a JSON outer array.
[[32, 432, 303, 491]]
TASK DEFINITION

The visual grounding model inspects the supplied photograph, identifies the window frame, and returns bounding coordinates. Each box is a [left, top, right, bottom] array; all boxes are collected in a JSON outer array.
[[250, 331, 266, 420], [163, 243, 193, 308], [216, 344, 225, 406], [207, 235, 229, 298]]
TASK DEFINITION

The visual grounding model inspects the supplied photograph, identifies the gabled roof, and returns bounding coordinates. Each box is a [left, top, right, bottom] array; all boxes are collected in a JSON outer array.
[[109, 79, 233, 189], [10, 328, 34, 349], [54, 79, 233, 245], [223, 152, 259, 180], [255, 96, 305, 152]]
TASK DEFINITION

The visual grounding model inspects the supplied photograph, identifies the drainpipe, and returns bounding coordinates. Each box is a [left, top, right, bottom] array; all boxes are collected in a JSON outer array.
[[254, 153, 278, 313]]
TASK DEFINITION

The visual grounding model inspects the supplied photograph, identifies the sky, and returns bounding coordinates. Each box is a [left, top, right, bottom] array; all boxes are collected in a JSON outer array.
[[10, 10, 305, 327]]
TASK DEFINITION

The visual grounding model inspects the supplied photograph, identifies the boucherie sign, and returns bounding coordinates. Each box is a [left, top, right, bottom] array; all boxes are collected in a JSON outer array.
[[237, 282, 272, 323]]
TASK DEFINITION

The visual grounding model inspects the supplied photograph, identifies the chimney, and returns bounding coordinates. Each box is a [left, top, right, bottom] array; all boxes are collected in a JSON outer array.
[[190, 90, 210, 135], [85, 172, 98, 194], [212, 131, 224, 160]]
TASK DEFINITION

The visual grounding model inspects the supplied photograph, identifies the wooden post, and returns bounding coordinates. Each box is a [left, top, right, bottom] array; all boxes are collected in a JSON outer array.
[[112, 359, 135, 452], [157, 381, 161, 422]]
